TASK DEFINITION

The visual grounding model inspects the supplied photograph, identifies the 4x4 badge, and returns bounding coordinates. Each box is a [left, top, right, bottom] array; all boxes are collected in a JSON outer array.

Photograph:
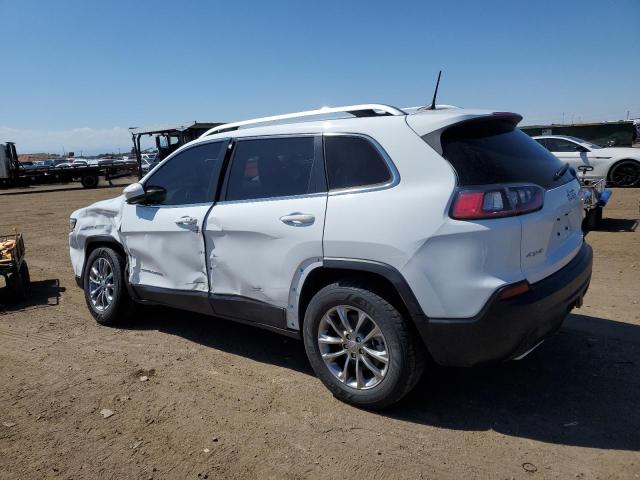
[[526, 248, 543, 258], [566, 188, 577, 201]]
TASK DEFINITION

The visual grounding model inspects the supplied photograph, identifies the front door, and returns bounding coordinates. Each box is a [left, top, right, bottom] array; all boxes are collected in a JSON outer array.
[[120, 140, 228, 295], [203, 135, 326, 329], [546, 138, 590, 171]]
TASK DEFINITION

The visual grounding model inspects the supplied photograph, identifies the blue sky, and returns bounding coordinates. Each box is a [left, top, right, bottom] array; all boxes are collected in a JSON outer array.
[[1, 0, 638, 153]]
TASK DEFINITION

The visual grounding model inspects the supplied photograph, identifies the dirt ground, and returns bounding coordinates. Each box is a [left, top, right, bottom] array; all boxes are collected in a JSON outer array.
[[0, 180, 639, 479]]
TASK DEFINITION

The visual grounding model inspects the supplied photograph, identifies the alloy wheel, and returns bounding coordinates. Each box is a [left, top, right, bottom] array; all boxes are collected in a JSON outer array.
[[317, 305, 389, 390], [88, 257, 114, 312]]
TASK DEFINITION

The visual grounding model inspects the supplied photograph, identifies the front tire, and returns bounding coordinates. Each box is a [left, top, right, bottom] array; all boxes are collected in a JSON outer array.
[[83, 247, 134, 325], [303, 281, 425, 409]]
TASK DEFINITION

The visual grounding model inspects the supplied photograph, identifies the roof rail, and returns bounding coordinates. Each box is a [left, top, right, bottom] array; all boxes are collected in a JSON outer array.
[[200, 104, 406, 137]]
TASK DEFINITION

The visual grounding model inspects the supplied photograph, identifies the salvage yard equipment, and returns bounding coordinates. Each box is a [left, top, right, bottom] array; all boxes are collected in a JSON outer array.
[[578, 165, 612, 230], [129, 121, 225, 179], [0, 232, 30, 301], [1, 142, 138, 189]]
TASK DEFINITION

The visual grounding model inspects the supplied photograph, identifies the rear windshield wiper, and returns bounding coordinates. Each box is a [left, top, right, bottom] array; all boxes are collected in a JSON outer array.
[[554, 163, 569, 180]]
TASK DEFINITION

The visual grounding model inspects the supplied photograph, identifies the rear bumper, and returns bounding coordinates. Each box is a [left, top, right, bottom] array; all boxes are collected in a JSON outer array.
[[422, 242, 593, 367]]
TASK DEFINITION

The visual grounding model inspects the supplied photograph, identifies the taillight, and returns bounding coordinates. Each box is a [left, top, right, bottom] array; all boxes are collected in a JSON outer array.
[[450, 184, 544, 220]]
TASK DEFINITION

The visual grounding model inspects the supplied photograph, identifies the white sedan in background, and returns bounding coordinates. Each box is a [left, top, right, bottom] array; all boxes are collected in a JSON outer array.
[[533, 135, 640, 187]]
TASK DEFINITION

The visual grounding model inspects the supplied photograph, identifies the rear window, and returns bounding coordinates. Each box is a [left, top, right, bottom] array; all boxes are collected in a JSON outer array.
[[435, 118, 574, 189]]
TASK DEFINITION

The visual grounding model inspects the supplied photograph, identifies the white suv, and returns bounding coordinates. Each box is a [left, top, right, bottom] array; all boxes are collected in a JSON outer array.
[[69, 104, 592, 408]]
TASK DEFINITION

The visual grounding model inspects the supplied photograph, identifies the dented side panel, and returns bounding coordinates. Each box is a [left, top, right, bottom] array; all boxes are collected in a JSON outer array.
[[69, 195, 125, 277], [204, 195, 327, 322], [119, 203, 211, 291]]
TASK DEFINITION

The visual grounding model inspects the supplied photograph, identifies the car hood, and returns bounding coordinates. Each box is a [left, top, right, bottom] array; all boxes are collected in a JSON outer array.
[[71, 195, 124, 220]]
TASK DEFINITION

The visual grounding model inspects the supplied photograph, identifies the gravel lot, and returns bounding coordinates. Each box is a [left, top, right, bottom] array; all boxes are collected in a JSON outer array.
[[1, 180, 639, 479]]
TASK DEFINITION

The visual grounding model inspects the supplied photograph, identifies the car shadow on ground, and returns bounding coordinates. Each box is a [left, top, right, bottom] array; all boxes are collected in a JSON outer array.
[[125, 308, 640, 451], [593, 217, 639, 232], [389, 313, 640, 451], [0, 279, 65, 311], [125, 305, 313, 376]]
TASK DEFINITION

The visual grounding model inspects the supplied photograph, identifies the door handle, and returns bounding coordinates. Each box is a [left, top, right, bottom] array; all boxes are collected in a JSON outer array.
[[175, 216, 199, 231], [279, 213, 315, 226]]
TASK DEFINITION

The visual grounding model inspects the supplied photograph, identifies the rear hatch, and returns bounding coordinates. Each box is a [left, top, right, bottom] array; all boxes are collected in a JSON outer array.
[[416, 113, 583, 284]]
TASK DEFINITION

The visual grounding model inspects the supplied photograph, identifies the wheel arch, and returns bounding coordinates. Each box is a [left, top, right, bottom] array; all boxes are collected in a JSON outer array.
[[296, 259, 430, 347], [607, 158, 640, 182], [84, 235, 126, 262], [82, 235, 137, 300], [82, 236, 127, 282]]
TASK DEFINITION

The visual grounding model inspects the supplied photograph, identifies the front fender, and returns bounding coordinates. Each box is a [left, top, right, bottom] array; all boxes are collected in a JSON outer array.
[[69, 196, 125, 278]]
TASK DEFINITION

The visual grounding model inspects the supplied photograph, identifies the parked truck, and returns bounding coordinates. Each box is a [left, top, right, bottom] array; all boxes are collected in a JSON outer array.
[[1, 142, 138, 189]]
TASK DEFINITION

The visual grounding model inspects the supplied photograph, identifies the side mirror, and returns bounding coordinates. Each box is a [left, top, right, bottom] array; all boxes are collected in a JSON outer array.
[[123, 183, 145, 203], [144, 186, 166, 204], [123, 183, 166, 205]]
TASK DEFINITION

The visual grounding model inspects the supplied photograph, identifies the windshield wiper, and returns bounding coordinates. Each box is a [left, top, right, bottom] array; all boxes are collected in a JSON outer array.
[[554, 163, 569, 180]]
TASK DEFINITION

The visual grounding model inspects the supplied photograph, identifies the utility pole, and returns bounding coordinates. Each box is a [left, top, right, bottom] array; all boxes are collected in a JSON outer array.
[[627, 110, 630, 120], [562, 112, 565, 124]]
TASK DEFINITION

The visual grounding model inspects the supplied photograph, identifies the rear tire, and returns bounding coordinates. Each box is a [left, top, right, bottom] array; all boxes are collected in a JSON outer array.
[[303, 280, 426, 409], [81, 175, 99, 188], [584, 207, 602, 231], [83, 247, 134, 325], [608, 160, 640, 187]]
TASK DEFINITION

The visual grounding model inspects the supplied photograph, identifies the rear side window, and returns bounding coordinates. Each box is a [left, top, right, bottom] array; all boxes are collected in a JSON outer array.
[[324, 136, 392, 190], [436, 119, 574, 189], [225, 136, 323, 201]]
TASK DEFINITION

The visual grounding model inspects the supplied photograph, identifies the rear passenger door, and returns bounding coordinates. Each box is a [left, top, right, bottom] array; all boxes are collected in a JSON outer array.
[[203, 135, 326, 330]]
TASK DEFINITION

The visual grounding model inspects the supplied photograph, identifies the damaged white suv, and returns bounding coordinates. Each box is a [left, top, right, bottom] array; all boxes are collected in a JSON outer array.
[[70, 104, 592, 408]]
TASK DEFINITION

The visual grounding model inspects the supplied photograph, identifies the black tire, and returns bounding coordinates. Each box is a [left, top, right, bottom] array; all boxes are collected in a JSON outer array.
[[81, 175, 99, 188], [8, 261, 30, 301], [303, 280, 426, 409], [584, 208, 601, 231], [83, 247, 134, 325], [608, 160, 640, 187], [595, 206, 603, 225]]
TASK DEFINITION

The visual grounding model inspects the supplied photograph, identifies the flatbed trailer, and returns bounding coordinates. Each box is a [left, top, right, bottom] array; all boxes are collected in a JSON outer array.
[[1, 142, 138, 189]]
